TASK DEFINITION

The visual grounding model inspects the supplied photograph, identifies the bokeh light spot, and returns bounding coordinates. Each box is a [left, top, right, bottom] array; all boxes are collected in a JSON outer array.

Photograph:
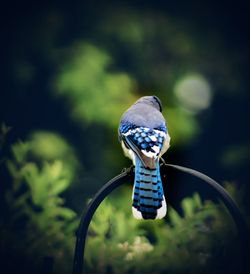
[[174, 74, 212, 112]]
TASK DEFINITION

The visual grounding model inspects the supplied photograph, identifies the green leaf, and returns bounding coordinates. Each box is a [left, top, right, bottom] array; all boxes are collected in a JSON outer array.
[[56, 208, 77, 219]]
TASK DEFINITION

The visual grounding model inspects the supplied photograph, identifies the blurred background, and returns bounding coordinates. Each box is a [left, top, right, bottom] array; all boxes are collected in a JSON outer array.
[[0, 1, 249, 273]]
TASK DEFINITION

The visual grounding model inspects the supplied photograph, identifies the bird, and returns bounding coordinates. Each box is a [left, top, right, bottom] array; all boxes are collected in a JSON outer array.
[[118, 95, 170, 219]]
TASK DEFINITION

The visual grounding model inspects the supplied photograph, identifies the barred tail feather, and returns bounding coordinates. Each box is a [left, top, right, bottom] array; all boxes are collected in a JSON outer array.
[[132, 157, 167, 219]]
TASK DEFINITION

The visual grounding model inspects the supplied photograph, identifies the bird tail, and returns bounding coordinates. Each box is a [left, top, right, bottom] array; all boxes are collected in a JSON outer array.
[[132, 156, 166, 219]]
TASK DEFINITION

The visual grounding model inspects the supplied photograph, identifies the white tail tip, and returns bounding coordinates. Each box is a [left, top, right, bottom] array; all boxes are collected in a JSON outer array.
[[132, 196, 167, 220]]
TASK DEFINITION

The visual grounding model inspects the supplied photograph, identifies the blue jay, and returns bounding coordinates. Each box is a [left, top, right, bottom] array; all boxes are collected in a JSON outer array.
[[119, 96, 170, 219]]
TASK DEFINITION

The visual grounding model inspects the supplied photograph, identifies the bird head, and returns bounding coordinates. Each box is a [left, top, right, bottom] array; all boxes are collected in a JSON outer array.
[[135, 95, 163, 112]]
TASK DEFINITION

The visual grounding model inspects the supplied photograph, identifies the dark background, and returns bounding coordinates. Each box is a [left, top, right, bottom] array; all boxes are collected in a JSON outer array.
[[1, 1, 250, 273]]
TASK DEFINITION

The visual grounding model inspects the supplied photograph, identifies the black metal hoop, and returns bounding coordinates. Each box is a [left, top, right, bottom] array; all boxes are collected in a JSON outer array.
[[72, 164, 248, 274]]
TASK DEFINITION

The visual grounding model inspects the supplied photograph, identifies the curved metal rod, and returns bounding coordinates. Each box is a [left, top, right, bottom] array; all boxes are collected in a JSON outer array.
[[72, 168, 134, 274], [163, 164, 249, 242], [72, 164, 248, 274]]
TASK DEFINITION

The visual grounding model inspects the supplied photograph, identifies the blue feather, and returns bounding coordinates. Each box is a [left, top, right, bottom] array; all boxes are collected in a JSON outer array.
[[132, 157, 165, 219], [119, 96, 170, 220]]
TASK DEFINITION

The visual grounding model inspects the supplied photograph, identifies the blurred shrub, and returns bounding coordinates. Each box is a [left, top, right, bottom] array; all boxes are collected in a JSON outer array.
[[53, 23, 205, 147], [1, 131, 79, 274], [55, 43, 137, 127], [0, 127, 244, 274], [84, 188, 239, 274]]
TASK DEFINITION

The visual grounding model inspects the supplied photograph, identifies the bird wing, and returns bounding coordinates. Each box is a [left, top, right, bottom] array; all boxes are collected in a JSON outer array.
[[120, 125, 167, 169]]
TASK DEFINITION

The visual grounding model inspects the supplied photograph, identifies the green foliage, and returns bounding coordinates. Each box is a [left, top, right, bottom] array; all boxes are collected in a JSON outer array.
[[84, 188, 238, 274], [164, 107, 199, 146], [1, 132, 79, 274], [0, 129, 245, 274], [55, 43, 137, 127], [53, 13, 209, 146]]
